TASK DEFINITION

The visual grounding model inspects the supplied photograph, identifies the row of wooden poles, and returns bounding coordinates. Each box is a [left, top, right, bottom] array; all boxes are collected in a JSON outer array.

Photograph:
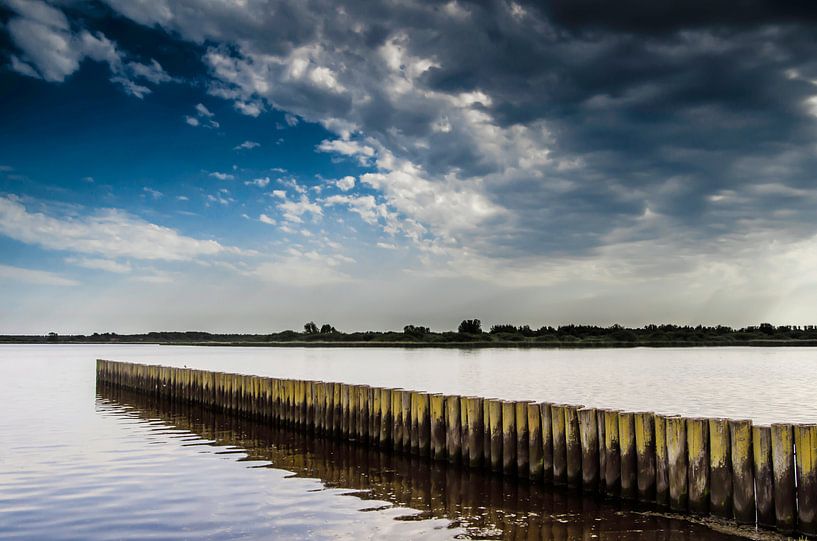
[[97, 359, 817, 537]]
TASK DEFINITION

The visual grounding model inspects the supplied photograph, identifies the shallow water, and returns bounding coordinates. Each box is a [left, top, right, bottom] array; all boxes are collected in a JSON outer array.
[[0, 344, 813, 539]]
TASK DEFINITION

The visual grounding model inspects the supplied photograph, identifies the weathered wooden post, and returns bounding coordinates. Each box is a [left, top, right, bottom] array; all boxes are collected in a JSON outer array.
[[565, 404, 582, 488], [552, 404, 567, 485], [417, 392, 431, 456], [445, 395, 462, 462], [340, 383, 351, 438], [400, 390, 412, 450], [578, 407, 599, 492], [359, 384, 370, 441], [794, 424, 817, 537], [686, 417, 710, 514], [619, 411, 637, 499], [430, 394, 446, 461], [502, 401, 517, 476], [708, 418, 732, 518], [656, 413, 672, 506], [535, 403, 551, 484], [604, 409, 621, 496], [597, 408, 607, 493], [634, 412, 656, 502], [467, 397, 484, 468], [771, 423, 796, 534], [410, 391, 420, 454], [666, 415, 688, 511], [483, 399, 491, 466], [460, 396, 470, 460], [515, 401, 530, 476], [752, 424, 775, 528], [528, 402, 544, 480], [370, 387, 381, 444], [488, 399, 503, 473], [389, 389, 401, 450], [332, 382, 342, 437], [380, 388, 392, 447], [795, 424, 817, 536]]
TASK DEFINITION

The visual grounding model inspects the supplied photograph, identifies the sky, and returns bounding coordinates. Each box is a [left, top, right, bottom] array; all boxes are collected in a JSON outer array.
[[2, 0, 817, 333]]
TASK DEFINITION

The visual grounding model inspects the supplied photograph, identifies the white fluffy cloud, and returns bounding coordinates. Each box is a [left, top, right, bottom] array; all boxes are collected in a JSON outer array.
[[0, 196, 235, 261], [335, 176, 355, 191]]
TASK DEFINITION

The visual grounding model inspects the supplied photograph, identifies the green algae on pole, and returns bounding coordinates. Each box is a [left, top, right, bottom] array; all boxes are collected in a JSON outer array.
[[540, 402, 554, 485], [666, 415, 688, 512], [515, 401, 530, 477], [467, 397, 485, 468], [708, 418, 732, 519], [686, 417, 710, 514], [618, 411, 637, 500], [752, 424, 774, 528], [501, 401, 517, 476], [551, 404, 568, 486], [380, 388, 392, 448], [445, 395, 462, 463], [488, 399, 503, 474], [771, 423, 796, 534], [528, 402, 544, 480], [795, 424, 817, 536], [634, 412, 656, 503], [603, 409, 621, 496], [430, 393, 446, 461], [577, 407, 599, 492], [564, 404, 582, 488]]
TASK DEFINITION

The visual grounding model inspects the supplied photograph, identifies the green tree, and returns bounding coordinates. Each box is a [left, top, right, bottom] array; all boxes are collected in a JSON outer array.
[[303, 321, 319, 334], [458, 319, 482, 334]]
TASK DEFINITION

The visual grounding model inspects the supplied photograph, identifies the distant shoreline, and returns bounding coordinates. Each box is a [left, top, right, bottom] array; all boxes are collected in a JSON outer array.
[[5, 339, 817, 348]]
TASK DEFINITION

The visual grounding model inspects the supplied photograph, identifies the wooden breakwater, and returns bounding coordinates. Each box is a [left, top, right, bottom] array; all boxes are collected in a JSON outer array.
[[97, 359, 817, 537]]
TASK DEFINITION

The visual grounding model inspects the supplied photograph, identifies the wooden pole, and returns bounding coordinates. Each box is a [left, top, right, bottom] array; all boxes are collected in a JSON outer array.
[[417, 392, 431, 457], [528, 402, 544, 480], [795, 424, 817, 536], [467, 397, 484, 468], [564, 404, 582, 488], [551, 404, 567, 485], [460, 396, 470, 462], [445, 395, 462, 463], [380, 388, 392, 448], [666, 415, 688, 512], [515, 401, 530, 477], [634, 412, 656, 503], [488, 399, 503, 473], [686, 417, 710, 514], [502, 400, 517, 476], [578, 407, 599, 492], [540, 402, 553, 485], [604, 409, 621, 496], [619, 411, 637, 499], [771, 423, 796, 534], [752, 424, 775, 528], [708, 418, 732, 519], [430, 393, 446, 461], [597, 408, 607, 493]]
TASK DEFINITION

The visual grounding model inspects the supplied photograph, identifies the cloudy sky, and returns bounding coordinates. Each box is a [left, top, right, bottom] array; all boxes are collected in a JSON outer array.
[[2, 0, 817, 333]]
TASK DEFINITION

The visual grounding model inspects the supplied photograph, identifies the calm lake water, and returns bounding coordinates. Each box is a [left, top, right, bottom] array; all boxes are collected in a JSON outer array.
[[1, 344, 813, 540]]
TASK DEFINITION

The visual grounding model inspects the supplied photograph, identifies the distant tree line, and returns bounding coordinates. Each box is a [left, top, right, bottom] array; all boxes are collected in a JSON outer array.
[[7, 321, 817, 347]]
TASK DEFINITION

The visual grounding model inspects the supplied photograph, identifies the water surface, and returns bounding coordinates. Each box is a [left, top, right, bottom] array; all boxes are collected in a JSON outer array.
[[1, 344, 812, 540]]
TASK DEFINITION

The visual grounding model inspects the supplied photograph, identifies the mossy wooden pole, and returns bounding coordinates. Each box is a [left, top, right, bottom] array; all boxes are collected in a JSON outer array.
[[417, 392, 431, 457], [445, 395, 462, 463], [340, 384, 351, 438], [459, 396, 470, 461], [597, 408, 607, 493], [795, 424, 817, 536], [332, 383, 342, 437], [410, 391, 420, 454], [708, 418, 732, 519], [751, 424, 774, 528], [564, 405, 582, 488], [502, 401, 517, 476], [619, 411, 637, 499], [578, 407, 599, 492], [380, 388, 392, 448], [400, 390, 412, 451], [483, 399, 491, 466], [528, 403, 544, 480], [540, 403, 554, 485], [488, 399, 503, 473], [430, 394, 446, 461], [370, 387, 381, 444], [655, 413, 671, 505], [666, 415, 688, 512], [515, 401, 530, 476], [392, 389, 405, 451], [467, 397, 484, 468], [771, 423, 796, 534], [359, 384, 370, 441], [634, 412, 656, 502], [551, 404, 567, 485], [604, 409, 621, 496], [686, 417, 710, 514]]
